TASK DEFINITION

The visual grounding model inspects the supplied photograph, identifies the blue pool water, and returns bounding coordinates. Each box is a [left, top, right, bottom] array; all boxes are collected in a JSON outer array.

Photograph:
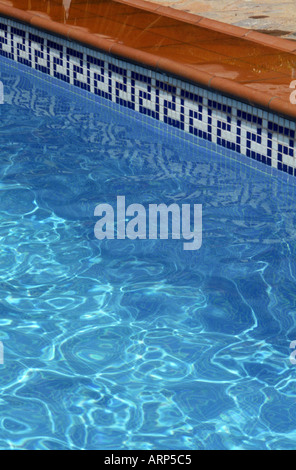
[[1, 57, 296, 450]]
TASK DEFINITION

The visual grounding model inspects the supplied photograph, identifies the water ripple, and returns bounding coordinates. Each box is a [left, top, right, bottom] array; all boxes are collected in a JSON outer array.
[[0, 58, 296, 450]]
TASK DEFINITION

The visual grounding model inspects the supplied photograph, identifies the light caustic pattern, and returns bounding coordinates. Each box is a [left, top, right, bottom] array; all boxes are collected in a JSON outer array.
[[1, 59, 296, 450]]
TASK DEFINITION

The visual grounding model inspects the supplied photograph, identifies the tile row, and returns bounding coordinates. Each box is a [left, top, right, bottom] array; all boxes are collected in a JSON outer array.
[[0, 16, 296, 176]]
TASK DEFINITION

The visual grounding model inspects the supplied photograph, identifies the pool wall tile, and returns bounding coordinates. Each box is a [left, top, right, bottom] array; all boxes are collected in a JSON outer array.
[[1, 15, 296, 176]]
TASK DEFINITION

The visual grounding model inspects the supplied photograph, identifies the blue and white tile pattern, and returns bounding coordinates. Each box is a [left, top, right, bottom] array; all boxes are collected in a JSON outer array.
[[0, 16, 295, 175]]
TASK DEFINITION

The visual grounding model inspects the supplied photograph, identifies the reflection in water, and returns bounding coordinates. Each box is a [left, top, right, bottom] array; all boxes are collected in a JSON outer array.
[[1, 56, 296, 450]]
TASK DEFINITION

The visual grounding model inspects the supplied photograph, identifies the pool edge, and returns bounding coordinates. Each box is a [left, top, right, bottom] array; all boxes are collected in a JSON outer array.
[[1, 1, 296, 121]]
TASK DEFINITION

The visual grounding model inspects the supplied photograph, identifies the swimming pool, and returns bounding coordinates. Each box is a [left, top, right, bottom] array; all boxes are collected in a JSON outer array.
[[1, 56, 296, 450]]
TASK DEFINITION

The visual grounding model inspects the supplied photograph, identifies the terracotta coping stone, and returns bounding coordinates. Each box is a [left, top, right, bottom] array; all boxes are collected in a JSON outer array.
[[0, 1, 296, 120]]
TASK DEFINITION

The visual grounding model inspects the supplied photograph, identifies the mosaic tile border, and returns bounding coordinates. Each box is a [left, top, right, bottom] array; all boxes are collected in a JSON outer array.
[[0, 16, 296, 176]]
